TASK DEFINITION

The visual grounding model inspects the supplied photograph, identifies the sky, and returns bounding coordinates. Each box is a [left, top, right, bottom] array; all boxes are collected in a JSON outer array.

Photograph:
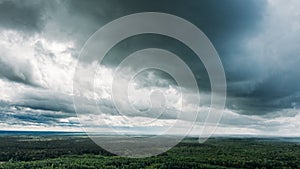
[[0, 0, 300, 136]]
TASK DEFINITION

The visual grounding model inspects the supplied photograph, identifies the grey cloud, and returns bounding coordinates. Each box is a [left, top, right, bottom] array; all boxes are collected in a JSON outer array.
[[32, 0, 267, 56], [14, 90, 118, 117], [0, 0, 46, 33], [225, 35, 300, 115], [34, 41, 56, 59], [0, 54, 40, 87], [0, 100, 78, 126], [15, 91, 76, 114], [132, 69, 177, 89]]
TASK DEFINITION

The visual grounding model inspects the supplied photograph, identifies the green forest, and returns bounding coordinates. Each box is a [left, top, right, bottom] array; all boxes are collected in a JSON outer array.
[[0, 136, 299, 169]]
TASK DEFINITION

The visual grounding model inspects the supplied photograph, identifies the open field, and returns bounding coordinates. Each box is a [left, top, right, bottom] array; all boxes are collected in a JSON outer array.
[[0, 135, 300, 169]]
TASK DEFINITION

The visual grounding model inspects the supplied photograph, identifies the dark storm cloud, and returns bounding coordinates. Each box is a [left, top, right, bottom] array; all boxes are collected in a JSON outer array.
[[49, 0, 266, 54], [227, 69, 300, 115], [82, 0, 270, 114], [60, 0, 288, 115], [0, 0, 46, 33]]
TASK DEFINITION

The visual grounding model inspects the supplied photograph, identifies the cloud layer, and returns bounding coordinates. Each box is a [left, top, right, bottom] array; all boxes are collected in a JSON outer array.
[[0, 0, 299, 136]]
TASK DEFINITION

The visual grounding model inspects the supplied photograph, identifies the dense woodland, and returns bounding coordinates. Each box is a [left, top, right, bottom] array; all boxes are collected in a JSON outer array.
[[0, 136, 299, 169]]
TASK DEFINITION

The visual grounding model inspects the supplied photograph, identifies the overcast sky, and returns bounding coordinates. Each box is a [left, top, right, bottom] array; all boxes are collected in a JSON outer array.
[[0, 0, 300, 136]]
